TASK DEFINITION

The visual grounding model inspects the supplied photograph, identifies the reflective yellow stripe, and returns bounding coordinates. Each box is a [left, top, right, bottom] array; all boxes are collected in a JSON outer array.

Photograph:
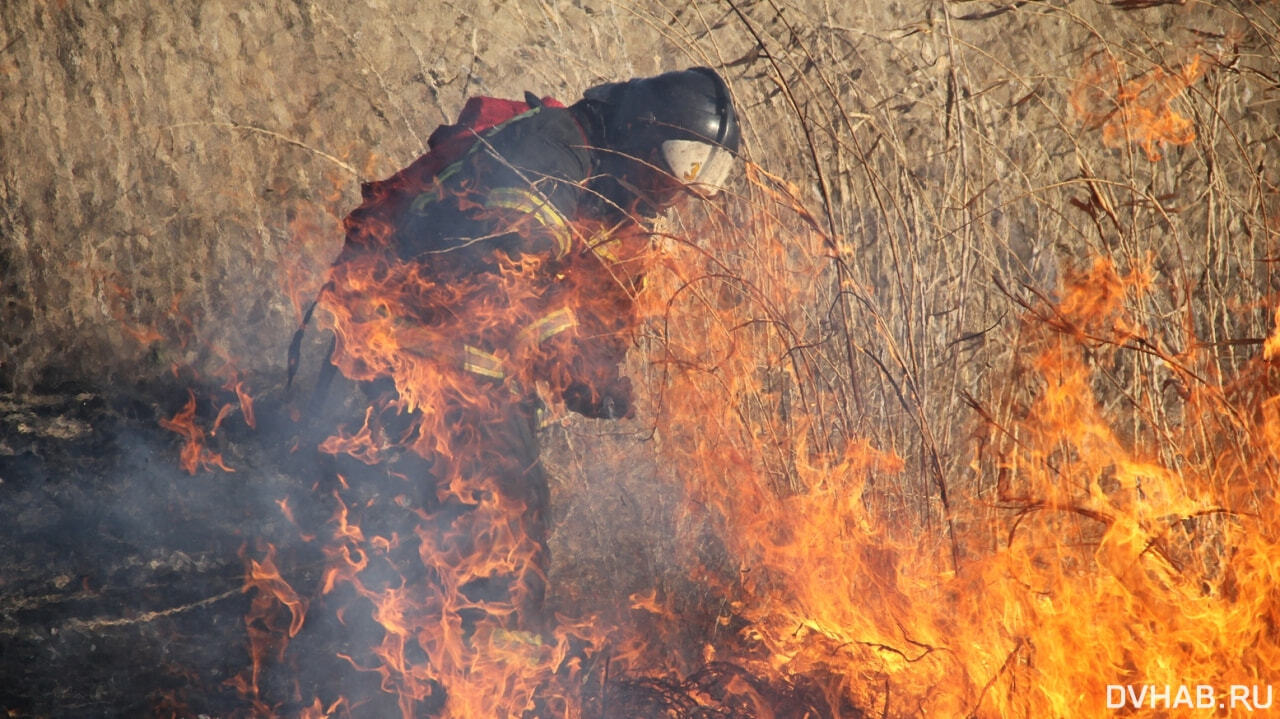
[[409, 188, 442, 215], [520, 308, 577, 346], [484, 187, 573, 258], [585, 222, 630, 264], [589, 243, 618, 264], [462, 345, 504, 379], [435, 161, 464, 185], [587, 228, 619, 263]]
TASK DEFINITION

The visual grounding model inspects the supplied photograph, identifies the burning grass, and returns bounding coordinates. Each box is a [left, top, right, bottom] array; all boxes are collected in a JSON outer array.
[[3, 0, 1279, 717], [637, 212, 1280, 714], [226, 154, 1278, 716], [1070, 51, 1206, 162]]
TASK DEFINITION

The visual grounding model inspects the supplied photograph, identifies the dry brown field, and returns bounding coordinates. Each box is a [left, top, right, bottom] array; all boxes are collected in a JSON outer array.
[[2, 1, 1278, 716]]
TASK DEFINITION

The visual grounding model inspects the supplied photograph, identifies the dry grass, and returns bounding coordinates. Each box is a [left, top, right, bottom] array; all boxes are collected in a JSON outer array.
[[692, 0, 1280, 534], [3, 0, 1278, 714]]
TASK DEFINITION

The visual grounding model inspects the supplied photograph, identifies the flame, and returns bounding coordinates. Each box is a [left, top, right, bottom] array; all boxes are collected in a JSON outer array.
[[636, 214, 1280, 716], [103, 279, 260, 469], [259, 167, 655, 714], [1070, 52, 1206, 161], [157, 353, 256, 469], [158, 389, 235, 474], [231, 378, 257, 429], [1265, 305, 1280, 361], [235, 139, 1279, 718], [231, 543, 310, 712]]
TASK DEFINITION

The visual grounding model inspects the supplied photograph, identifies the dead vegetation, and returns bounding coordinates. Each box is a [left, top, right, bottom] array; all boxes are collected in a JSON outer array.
[[2, 0, 1279, 716]]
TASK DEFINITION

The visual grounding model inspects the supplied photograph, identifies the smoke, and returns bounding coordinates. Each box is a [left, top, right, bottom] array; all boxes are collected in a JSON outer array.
[[0, 387, 250, 714]]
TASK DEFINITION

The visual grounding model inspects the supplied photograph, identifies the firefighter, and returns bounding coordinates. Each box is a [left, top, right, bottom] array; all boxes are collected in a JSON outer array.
[[296, 68, 741, 633]]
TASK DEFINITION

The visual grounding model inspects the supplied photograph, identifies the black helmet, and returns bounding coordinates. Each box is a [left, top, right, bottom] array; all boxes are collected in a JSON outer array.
[[585, 67, 741, 200]]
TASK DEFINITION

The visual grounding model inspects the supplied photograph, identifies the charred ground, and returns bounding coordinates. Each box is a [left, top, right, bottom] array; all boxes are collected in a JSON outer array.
[[2, 1, 1278, 717]]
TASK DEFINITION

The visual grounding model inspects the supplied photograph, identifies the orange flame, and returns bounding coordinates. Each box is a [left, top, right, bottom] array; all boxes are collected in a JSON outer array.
[[158, 390, 235, 474], [229, 378, 257, 430], [1070, 52, 1206, 161], [1264, 304, 1280, 361], [260, 151, 687, 715], [637, 225, 1280, 716], [246, 141, 1280, 718], [232, 543, 310, 711]]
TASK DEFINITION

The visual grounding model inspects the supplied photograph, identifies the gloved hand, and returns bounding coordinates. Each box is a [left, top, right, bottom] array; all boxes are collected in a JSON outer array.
[[563, 376, 633, 420]]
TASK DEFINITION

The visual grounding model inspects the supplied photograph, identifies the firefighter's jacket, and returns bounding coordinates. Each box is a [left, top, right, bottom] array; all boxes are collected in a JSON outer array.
[[321, 100, 647, 421]]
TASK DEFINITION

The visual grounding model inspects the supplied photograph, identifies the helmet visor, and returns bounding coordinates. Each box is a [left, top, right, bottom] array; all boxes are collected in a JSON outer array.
[[660, 139, 735, 195]]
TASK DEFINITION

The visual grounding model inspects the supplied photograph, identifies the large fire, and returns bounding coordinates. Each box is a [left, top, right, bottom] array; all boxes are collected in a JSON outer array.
[[8, 1, 1279, 716], [217, 145, 1280, 716], [141, 57, 1275, 714], [652, 245, 1280, 716]]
